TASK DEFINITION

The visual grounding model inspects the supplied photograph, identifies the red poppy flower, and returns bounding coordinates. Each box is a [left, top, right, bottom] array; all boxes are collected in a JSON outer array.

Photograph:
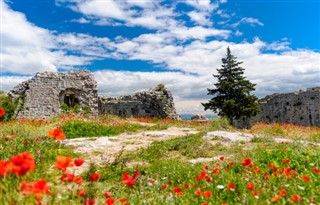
[[19, 179, 50, 196], [246, 182, 254, 191], [173, 187, 183, 196], [19, 181, 34, 195], [122, 170, 139, 187], [252, 191, 259, 197], [302, 176, 309, 182], [106, 198, 115, 205], [0, 160, 10, 177], [84, 198, 96, 205], [219, 156, 224, 161], [313, 167, 320, 174], [227, 184, 235, 191], [195, 189, 203, 196], [74, 158, 85, 166], [212, 168, 220, 174], [0, 107, 5, 117], [119, 198, 126, 203], [291, 195, 303, 202], [32, 179, 50, 195], [104, 192, 112, 198], [271, 195, 282, 203], [161, 184, 167, 189], [48, 128, 65, 140], [282, 159, 290, 164], [74, 176, 84, 185], [54, 156, 73, 172], [61, 173, 75, 182], [203, 191, 212, 198], [90, 173, 100, 181], [241, 158, 252, 166], [279, 189, 288, 196], [77, 189, 86, 197], [10, 152, 36, 176]]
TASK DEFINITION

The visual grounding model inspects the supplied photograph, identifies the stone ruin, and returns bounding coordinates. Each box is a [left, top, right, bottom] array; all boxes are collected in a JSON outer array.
[[99, 84, 178, 119], [8, 70, 179, 119], [234, 87, 320, 128]]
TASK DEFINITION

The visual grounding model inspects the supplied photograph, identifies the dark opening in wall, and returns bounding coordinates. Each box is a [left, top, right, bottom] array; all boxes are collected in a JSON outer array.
[[64, 94, 79, 107]]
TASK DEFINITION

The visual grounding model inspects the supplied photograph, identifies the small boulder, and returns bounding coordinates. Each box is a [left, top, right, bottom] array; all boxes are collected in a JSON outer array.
[[190, 114, 208, 121]]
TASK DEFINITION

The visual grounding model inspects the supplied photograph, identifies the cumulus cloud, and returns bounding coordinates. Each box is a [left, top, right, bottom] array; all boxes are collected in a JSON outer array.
[[93, 70, 212, 100], [1, 0, 319, 113], [0, 75, 31, 92], [0, 0, 99, 74], [1, 0, 56, 74], [188, 11, 212, 26]]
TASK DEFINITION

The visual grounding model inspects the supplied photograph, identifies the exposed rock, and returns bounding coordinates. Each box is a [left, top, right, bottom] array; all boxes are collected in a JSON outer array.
[[205, 131, 320, 146], [62, 126, 199, 174], [190, 114, 208, 121], [99, 84, 180, 119], [234, 87, 320, 128], [9, 70, 99, 118]]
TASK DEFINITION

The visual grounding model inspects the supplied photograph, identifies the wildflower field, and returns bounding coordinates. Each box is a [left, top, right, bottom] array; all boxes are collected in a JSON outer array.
[[0, 107, 319, 205]]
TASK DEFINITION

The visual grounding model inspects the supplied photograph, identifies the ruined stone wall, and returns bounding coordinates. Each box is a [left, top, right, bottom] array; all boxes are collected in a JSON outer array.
[[99, 84, 179, 119], [9, 70, 99, 118], [234, 87, 320, 128]]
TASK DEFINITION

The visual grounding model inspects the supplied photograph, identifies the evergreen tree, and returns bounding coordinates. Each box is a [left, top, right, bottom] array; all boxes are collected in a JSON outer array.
[[202, 47, 260, 125]]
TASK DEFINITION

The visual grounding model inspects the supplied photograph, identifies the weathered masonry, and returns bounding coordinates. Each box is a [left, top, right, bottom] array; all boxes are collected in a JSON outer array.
[[235, 87, 320, 128], [9, 71, 99, 118], [9, 71, 179, 119], [99, 84, 178, 119]]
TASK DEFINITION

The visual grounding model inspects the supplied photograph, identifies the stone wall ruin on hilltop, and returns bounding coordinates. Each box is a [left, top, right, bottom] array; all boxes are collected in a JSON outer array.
[[234, 87, 320, 128], [8, 71, 99, 118], [99, 84, 179, 119], [8, 71, 179, 119]]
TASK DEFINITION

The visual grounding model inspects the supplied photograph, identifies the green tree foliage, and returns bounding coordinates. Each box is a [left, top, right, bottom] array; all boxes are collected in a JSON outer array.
[[0, 93, 19, 122], [202, 47, 260, 125]]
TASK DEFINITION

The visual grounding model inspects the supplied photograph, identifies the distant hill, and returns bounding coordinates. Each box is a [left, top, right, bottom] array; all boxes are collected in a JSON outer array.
[[180, 113, 217, 120]]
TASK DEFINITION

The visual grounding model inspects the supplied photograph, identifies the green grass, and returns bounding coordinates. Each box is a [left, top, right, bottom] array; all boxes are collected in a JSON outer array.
[[1, 114, 320, 204]]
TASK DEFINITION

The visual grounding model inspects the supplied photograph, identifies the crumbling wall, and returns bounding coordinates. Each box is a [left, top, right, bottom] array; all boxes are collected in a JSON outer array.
[[234, 87, 320, 128], [99, 84, 179, 119], [8, 70, 99, 118]]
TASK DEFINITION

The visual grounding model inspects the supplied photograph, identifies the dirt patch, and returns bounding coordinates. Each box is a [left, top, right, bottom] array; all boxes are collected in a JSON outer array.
[[63, 127, 198, 174]]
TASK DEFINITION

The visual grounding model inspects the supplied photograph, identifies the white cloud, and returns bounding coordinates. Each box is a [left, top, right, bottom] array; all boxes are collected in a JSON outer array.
[[71, 17, 90, 24], [1, 0, 56, 74], [242, 17, 264, 26], [1, 0, 319, 109], [216, 9, 230, 18], [185, 0, 218, 12], [0, 75, 31, 92], [0, 0, 101, 74], [169, 26, 231, 40], [175, 100, 215, 114], [265, 41, 291, 51], [232, 17, 264, 27], [188, 11, 212, 26], [77, 0, 127, 20], [235, 30, 243, 36], [93, 70, 212, 100]]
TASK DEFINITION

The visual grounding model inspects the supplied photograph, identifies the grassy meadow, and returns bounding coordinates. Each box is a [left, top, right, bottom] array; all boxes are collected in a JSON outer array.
[[0, 109, 320, 205]]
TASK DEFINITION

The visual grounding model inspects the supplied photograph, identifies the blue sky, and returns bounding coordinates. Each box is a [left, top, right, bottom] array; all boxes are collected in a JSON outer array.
[[1, 0, 319, 114]]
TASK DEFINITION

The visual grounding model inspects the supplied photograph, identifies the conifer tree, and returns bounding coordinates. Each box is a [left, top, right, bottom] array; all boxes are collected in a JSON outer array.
[[202, 47, 260, 125]]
